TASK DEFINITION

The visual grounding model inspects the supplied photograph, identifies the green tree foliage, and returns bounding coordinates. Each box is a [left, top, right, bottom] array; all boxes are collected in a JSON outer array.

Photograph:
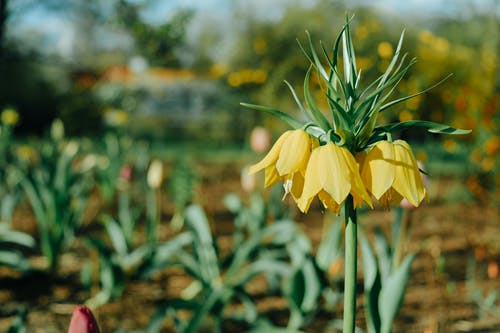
[[116, 0, 192, 67]]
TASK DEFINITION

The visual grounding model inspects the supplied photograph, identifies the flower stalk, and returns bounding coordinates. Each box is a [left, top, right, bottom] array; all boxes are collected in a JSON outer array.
[[343, 195, 357, 333]]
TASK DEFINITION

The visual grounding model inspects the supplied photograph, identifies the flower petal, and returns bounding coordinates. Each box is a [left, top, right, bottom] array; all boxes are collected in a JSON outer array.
[[392, 140, 426, 206], [276, 130, 311, 176], [341, 147, 372, 207], [297, 147, 323, 212], [249, 131, 291, 175], [264, 165, 280, 188], [320, 144, 351, 204], [360, 141, 395, 200], [318, 190, 342, 214]]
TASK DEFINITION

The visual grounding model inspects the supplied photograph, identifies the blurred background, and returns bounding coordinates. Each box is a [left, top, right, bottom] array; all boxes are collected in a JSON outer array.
[[1, 1, 500, 331]]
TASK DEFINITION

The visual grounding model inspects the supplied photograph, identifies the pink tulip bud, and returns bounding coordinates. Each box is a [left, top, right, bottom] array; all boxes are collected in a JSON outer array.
[[68, 306, 100, 333], [120, 164, 133, 182], [250, 126, 271, 153]]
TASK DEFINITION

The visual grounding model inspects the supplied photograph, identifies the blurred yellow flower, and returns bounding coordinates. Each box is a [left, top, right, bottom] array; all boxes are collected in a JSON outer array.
[[480, 157, 495, 172], [470, 149, 482, 163], [398, 110, 413, 122], [356, 56, 372, 71], [355, 25, 369, 40], [16, 145, 38, 162], [297, 143, 372, 214], [249, 129, 317, 200], [1, 108, 19, 126], [253, 37, 268, 55], [484, 136, 500, 156], [227, 72, 242, 87], [228, 69, 268, 87], [104, 109, 128, 127], [359, 140, 426, 208], [209, 63, 229, 78], [377, 42, 393, 59], [418, 30, 434, 44], [443, 139, 457, 153]]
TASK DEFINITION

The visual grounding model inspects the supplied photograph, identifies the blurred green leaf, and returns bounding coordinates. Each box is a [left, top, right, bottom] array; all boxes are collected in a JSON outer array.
[[379, 254, 415, 333]]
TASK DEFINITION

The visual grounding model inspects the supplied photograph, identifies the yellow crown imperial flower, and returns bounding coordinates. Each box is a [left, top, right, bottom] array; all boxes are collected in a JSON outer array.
[[359, 140, 426, 208], [297, 142, 372, 214], [249, 129, 318, 200]]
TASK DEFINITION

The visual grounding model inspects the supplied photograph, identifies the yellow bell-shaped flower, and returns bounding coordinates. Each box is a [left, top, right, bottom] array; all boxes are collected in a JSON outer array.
[[297, 142, 372, 214], [249, 129, 317, 199], [359, 140, 426, 207]]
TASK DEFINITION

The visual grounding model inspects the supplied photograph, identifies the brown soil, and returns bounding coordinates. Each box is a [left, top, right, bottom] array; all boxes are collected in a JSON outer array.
[[1, 162, 500, 333]]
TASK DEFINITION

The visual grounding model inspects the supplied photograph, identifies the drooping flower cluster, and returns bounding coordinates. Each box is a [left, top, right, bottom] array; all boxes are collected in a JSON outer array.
[[244, 19, 469, 215], [249, 130, 426, 214]]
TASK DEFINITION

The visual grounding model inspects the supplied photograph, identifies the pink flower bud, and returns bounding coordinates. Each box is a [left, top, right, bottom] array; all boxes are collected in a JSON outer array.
[[250, 126, 271, 153], [67, 306, 100, 333], [120, 164, 133, 182]]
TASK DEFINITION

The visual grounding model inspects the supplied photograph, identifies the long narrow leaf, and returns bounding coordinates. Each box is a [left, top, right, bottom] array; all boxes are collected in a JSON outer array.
[[377, 30, 406, 90], [375, 120, 472, 135], [304, 66, 331, 130], [103, 216, 128, 256], [284, 80, 312, 121], [316, 216, 342, 271], [240, 103, 302, 129], [379, 254, 415, 333], [379, 73, 453, 112]]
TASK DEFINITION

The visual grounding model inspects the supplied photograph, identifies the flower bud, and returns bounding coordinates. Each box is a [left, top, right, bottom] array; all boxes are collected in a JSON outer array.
[[241, 165, 256, 192], [250, 126, 271, 153], [120, 164, 133, 182], [51, 119, 65, 141], [147, 159, 163, 189], [67, 306, 100, 333]]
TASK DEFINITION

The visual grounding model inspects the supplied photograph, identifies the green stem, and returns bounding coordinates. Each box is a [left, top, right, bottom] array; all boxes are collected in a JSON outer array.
[[343, 195, 357, 333]]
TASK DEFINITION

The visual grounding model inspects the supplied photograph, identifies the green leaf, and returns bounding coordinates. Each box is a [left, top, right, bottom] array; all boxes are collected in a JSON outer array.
[[103, 216, 128, 257], [122, 244, 152, 273], [240, 103, 302, 129], [223, 193, 242, 213], [185, 205, 221, 283], [297, 260, 321, 312], [360, 230, 381, 333], [379, 73, 453, 112], [284, 80, 312, 122], [304, 66, 331, 130], [0, 250, 31, 271], [184, 287, 226, 333], [315, 216, 342, 272], [374, 228, 391, 283], [354, 55, 414, 123], [359, 230, 377, 291], [0, 226, 35, 248], [375, 120, 472, 136], [379, 254, 415, 333], [245, 319, 307, 333]]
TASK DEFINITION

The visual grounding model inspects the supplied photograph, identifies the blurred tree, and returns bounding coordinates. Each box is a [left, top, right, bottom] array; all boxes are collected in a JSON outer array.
[[0, 48, 59, 134], [115, 0, 192, 67]]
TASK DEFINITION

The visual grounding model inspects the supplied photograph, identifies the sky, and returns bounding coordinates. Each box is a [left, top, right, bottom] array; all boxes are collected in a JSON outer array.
[[7, 0, 499, 61]]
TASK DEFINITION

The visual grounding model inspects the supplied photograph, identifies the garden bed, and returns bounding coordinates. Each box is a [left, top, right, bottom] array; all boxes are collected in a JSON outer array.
[[1, 161, 499, 333]]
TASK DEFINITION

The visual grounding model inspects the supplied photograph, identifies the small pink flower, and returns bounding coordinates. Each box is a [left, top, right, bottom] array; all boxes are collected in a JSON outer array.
[[120, 164, 133, 182], [250, 126, 271, 153], [67, 306, 100, 333]]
